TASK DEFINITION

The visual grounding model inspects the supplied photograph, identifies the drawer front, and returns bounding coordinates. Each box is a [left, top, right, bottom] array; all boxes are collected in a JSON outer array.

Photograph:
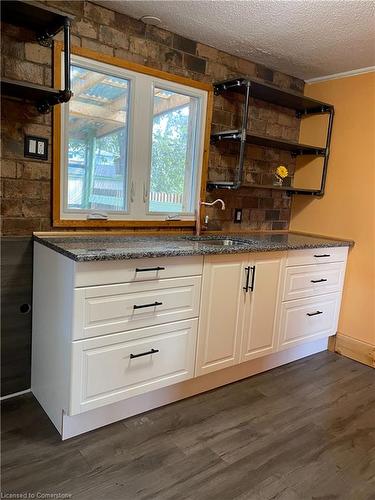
[[73, 276, 201, 340], [283, 262, 346, 301], [286, 247, 348, 267], [75, 256, 203, 287], [278, 293, 341, 350], [70, 319, 198, 414]]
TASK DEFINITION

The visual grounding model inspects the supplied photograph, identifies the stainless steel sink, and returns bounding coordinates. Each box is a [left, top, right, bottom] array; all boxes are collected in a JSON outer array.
[[195, 239, 243, 246]]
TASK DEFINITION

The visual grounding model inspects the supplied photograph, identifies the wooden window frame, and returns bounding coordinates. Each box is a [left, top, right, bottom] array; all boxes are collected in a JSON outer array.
[[53, 41, 213, 228]]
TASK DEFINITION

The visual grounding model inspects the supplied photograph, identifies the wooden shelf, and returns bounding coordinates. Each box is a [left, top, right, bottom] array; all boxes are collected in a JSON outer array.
[[206, 181, 320, 195], [214, 78, 333, 113], [1, 78, 61, 103], [211, 129, 326, 156], [243, 183, 320, 194], [1, 2, 74, 113], [1, 1, 74, 37]]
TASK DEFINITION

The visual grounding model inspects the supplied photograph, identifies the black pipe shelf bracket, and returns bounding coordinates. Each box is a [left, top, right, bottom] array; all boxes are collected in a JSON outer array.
[[208, 78, 334, 197], [1, 1, 74, 114]]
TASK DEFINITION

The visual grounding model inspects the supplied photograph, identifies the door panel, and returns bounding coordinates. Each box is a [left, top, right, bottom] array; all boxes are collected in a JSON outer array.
[[73, 276, 201, 339], [196, 255, 246, 376], [241, 253, 283, 361], [278, 292, 341, 350], [70, 319, 197, 414], [283, 262, 345, 301]]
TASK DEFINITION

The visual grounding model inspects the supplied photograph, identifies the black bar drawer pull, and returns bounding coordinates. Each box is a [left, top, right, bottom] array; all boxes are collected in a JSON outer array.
[[130, 348, 159, 359], [311, 279, 328, 283], [135, 266, 165, 272], [249, 265, 256, 292], [307, 310, 323, 317], [314, 254, 330, 258], [133, 301, 163, 310], [243, 266, 250, 291]]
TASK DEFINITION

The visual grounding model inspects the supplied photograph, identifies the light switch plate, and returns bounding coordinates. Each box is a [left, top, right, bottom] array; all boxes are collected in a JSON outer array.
[[234, 208, 242, 223], [24, 135, 48, 160]]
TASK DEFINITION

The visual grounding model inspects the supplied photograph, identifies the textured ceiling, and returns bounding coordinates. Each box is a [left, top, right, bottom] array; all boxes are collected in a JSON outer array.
[[96, 0, 375, 80]]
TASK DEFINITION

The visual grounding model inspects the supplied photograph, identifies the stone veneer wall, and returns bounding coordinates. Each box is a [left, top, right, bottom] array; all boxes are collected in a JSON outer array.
[[1, 1, 304, 236]]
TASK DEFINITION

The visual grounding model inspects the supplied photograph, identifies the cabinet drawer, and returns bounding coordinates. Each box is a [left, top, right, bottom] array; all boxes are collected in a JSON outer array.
[[278, 293, 341, 350], [75, 256, 203, 287], [286, 247, 348, 267], [283, 262, 346, 301], [73, 276, 201, 340], [70, 319, 197, 414]]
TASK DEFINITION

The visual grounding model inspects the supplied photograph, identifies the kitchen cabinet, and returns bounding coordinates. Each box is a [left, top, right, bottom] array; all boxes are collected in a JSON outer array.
[[278, 245, 348, 350], [278, 293, 341, 349], [70, 319, 198, 414], [196, 252, 283, 375], [31, 243, 203, 431], [73, 276, 201, 340], [195, 254, 246, 375], [240, 253, 283, 361], [31, 240, 348, 439]]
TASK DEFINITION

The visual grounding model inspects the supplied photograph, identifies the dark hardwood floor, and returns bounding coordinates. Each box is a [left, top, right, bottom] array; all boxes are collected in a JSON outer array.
[[1, 351, 375, 500]]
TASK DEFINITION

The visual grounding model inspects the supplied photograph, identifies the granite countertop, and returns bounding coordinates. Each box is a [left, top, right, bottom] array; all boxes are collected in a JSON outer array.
[[33, 232, 353, 262]]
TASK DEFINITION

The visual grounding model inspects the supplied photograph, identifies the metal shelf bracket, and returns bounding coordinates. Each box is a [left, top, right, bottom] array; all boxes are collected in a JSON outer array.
[[37, 17, 72, 114]]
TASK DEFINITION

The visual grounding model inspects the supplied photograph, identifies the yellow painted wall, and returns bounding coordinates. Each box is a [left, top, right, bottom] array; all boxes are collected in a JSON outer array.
[[290, 72, 375, 346]]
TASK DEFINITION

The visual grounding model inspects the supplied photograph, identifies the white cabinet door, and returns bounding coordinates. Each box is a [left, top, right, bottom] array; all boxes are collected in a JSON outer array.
[[278, 292, 341, 350], [75, 255, 203, 287], [241, 253, 283, 361], [196, 254, 247, 376], [73, 276, 201, 340], [283, 262, 346, 301], [286, 247, 348, 267], [70, 319, 198, 414]]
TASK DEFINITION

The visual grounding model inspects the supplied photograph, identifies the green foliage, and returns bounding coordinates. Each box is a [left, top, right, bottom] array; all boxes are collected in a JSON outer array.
[[150, 107, 189, 194], [96, 130, 123, 162]]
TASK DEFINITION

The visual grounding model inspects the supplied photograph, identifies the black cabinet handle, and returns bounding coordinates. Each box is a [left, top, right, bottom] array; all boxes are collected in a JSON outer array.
[[311, 279, 328, 283], [135, 266, 165, 272], [130, 348, 159, 359], [133, 301, 163, 310], [243, 266, 250, 292], [249, 266, 256, 292], [307, 310, 323, 317], [314, 254, 330, 258], [243, 266, 256, 292]]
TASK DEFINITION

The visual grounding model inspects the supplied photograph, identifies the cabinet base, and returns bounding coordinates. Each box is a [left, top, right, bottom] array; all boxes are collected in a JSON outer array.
[[59, 337, 329, 440]]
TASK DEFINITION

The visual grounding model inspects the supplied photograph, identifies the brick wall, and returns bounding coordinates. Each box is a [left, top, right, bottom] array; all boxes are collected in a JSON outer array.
[[1, 1, 304, 236]]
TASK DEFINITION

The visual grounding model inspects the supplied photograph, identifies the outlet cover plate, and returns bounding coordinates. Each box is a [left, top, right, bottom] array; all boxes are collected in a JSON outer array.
[[234, 208, 242, 223], [24, 135, 48, 160]]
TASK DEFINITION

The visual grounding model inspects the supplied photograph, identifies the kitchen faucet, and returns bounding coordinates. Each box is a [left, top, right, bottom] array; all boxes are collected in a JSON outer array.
[[195, 199, 226, 236]]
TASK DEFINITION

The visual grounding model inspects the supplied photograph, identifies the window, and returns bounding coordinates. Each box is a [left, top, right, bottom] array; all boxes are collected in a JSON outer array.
[[66, 66, 130, 213], [149, 88, 199, 214], [57, 49, 210, 225]]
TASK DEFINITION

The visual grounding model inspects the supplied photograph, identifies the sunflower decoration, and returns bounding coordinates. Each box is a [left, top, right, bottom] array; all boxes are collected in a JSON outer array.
[[274, 165, 289, 186]]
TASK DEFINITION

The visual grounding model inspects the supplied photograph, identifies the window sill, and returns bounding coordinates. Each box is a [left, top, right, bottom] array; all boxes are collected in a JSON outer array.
[[52, 218, 196, 228]]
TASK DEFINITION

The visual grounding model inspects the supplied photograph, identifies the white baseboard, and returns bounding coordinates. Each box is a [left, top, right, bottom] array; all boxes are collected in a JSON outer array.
[[0, 389, 31, 401], [61, 337, 328, 440]]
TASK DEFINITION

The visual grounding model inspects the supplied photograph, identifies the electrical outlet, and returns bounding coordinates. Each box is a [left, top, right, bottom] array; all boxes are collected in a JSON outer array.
[[24, 135, 48, 160], [234, 208, 242, 223]]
